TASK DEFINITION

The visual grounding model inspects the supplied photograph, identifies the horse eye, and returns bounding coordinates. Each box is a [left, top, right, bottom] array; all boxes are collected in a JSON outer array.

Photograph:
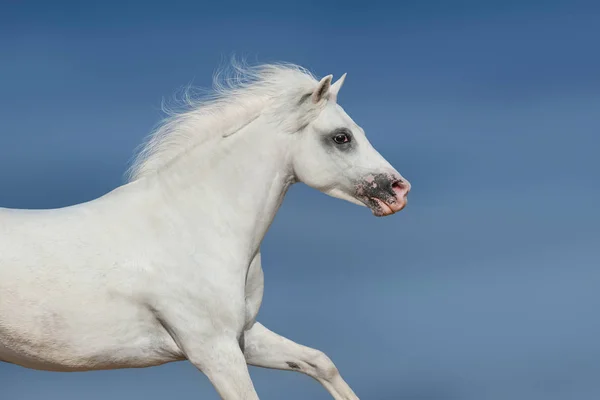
[[332, 133, 350, 144]]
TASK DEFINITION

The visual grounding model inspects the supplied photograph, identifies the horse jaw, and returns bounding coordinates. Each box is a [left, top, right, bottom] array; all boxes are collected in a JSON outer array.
[[323, 187, 367, 208]]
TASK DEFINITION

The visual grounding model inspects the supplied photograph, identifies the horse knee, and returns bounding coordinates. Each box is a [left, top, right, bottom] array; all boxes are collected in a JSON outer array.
[[309, 351, 340, 381]]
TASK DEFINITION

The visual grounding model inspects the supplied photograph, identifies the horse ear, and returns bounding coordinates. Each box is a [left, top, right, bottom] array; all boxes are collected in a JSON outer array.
[[312, 74, 333, 104], [330, 73, 347, 102]]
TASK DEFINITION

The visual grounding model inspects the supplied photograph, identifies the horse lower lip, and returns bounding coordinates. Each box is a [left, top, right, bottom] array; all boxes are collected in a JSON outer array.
[[369, 198, 393, 216], [370, 196, 407, 215]]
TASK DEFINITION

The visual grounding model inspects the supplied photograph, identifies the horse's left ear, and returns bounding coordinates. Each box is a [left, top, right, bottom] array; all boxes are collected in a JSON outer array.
[[312, 75, 333, 104], [329, 73, 347, 102]]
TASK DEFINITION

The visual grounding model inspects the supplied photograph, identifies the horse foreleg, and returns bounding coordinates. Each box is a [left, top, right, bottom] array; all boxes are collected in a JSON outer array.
[[242, 322, 359, 400], [153, 309, 259, 399], [195, 338, 259, 400], [178, 335, 260, 400]]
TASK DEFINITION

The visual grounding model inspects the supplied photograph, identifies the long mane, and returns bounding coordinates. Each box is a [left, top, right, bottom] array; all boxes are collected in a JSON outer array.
[[126, 61, 320, 182]]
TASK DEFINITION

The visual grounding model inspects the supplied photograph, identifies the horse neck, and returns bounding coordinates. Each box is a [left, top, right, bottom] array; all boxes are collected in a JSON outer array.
[[150, 116, 294, 256]]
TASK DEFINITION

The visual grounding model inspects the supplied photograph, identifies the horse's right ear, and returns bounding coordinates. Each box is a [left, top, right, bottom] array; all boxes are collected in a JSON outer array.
[[312, 75, 333, 104], [329, 73, 346, 102]]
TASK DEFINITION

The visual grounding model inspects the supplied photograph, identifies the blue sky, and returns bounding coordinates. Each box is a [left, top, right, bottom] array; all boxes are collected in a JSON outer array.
[[1, 1, 599, 399]]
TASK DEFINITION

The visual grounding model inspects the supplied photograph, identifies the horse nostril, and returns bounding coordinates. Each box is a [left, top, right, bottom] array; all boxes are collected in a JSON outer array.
[[391, 179, 410, 194]]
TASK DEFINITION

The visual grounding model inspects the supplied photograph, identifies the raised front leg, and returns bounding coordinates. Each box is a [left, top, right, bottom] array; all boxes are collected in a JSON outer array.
[[243, 322, 359, 400]]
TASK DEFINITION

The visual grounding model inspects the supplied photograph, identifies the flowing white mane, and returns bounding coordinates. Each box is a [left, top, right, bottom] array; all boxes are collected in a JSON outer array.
[[127, 62, 321, 182]]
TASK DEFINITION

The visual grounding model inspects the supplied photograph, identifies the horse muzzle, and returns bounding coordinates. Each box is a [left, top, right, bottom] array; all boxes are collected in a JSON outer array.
[[356, 173, 411, 217]]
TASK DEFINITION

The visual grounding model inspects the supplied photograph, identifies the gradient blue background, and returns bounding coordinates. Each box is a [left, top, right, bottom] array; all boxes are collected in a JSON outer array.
[[1, 1, 599, 399]]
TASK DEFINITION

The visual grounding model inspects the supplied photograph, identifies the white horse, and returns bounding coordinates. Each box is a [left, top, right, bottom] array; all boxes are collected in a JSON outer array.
[[0, 62, 410, 399]]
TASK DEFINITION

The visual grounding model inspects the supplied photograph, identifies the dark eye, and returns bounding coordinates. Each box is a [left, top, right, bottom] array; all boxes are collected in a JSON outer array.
[[332, 133, 351, 144]]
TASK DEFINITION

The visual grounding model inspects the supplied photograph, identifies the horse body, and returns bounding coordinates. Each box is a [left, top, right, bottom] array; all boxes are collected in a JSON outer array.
[[0, 63, 410, 399], [0, 127, 276, 371], [0, 182, 184, 371]]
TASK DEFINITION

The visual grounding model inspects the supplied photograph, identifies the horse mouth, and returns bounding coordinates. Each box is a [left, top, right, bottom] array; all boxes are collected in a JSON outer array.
[[367, 196, 407, 217]]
